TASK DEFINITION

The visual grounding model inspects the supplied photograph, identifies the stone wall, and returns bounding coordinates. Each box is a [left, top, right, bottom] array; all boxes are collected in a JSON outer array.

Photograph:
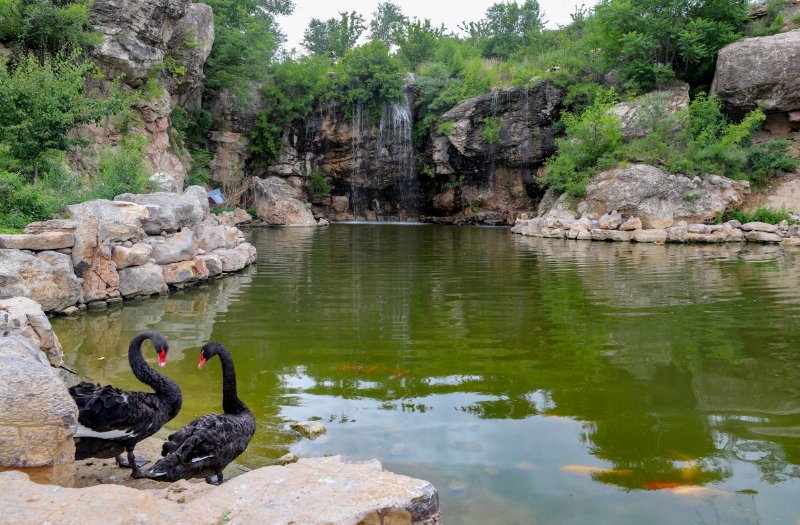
[[0, 299, 77, 487], [0, 187, 256, 314]]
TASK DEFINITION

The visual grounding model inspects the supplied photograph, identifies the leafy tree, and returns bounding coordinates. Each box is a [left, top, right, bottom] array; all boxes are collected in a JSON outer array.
[[544, 90, 622, 196], [395, 18, 443, 69], [588, 0, 749, 89], [250, 55, 332, 164], [0, 0, 100, 60], [335, 40, 404, 120], [461, 0, 543, 59], [0, 52, 128, 179], [369, 2, 407, 46], [303, 11, 366, 61], [202, 0, 294, 97]]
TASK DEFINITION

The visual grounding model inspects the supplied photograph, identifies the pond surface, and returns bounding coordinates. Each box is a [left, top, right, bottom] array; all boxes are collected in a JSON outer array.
[[53, 225, 800, 524]]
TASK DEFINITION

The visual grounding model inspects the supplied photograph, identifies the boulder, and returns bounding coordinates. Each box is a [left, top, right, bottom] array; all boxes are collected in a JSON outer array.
[[66, 200, 148, 242], [741, 221, 779, 233], [578, 164, 750, 228], [597, 210, 623, 230], [0, 250, 83, 313], [194, 217, 240, 252], [0, 232, 74, 251], [213, 243, 254, 272], [745, 231, 783, 243], [72, 238, 119, 303], [117, 263, 168, 298], [24, 220, 78, 235], [0, 297, 64, 367], [143, 229, 196, 264], [538, 191, 577, 221], [620, 217, 643, 231], [591, 229, 632, 242], [291, 421, 327, 439], [0, 333, 77, 487], [161, 258, 209, 285], [111, 243, 153, 270], [197, 254, 222, 277], [0, 455, 440, 524], [252, 177, 317, 226], [631, 229, 668, 243], [711, 29, 800, 115], [114, 191, 205, 235]]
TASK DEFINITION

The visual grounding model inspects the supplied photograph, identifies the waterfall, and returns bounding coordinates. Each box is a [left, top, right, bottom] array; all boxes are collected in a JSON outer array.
[[387, 93, 418, 218], [351, 101, 366, 218]]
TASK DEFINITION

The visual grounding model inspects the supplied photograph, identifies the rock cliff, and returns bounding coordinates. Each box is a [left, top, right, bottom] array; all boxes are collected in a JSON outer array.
[[426, 83, 563, 223]]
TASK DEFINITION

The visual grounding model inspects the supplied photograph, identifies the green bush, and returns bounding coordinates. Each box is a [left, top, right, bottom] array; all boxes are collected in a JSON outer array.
[[90, 138, 152, 200], [436, 121, 455, 136], [482, 115, 502, 144], [721, 205, 795, 225], [544, 91, 622, 197], [307, 170, 333, 196], [186, 149, 213, 187], [0, 170, 52, 231]]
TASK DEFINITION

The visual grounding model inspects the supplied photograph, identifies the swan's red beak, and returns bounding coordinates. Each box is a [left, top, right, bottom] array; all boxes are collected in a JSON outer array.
[[158, 348, 167, 367], [198, 354, 206, 369]]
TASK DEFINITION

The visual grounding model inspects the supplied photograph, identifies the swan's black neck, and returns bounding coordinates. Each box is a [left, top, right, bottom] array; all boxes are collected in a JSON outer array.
[[128, 331, 180, 402], [217, 348, 248, 414]]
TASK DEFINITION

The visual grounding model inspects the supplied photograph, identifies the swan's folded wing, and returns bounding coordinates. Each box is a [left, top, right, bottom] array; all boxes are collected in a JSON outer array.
[[70, 382, 156, 440]]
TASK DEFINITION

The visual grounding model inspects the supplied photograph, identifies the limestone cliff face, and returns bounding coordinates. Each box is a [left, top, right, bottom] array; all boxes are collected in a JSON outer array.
[[68, 0, 215, 193]]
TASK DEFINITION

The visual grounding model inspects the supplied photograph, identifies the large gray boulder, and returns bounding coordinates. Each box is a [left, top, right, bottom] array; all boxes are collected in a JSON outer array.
[[252, 177, 317, 226], [0, 250, 83, 313], [711, 29, 800, 114], [114, 189, 206, 234], [143, 229, 196, 264], [0, 333, 78, 487], [577, 164, 750, 228], [117, 263, 168, 298], [66, 200, 148, 242], [194, 217, 242, 252], [0, 297, 64, 367], [0, 455, 440, 524]]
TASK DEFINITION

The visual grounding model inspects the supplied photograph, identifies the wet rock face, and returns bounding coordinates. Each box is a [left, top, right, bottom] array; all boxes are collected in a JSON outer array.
[[426, 82, 564, 219], [711, 29, 800, 116], [431, 83, 563, 175], [0, 456, 440, 524]]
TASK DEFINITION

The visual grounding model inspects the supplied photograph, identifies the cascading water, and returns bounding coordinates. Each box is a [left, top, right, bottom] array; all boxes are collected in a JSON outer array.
[[350, 101, 367, 217], [349, 77, 420, 221]]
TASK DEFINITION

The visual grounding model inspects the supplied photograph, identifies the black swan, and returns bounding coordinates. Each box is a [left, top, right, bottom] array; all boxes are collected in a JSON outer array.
[[69, 330, 182, 478], [146, 342, 255, 485]]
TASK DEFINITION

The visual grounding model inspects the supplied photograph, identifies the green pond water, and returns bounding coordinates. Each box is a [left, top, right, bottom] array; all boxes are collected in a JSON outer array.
[[53, 225, 800, 524]]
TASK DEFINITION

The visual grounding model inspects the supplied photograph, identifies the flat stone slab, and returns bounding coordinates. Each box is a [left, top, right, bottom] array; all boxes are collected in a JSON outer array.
[[0, 232, 74, 250], [0, 455, 440, 525]]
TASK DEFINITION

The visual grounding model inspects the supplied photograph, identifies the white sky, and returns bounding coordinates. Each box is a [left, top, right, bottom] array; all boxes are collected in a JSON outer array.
[[277, 0, 599, 54]]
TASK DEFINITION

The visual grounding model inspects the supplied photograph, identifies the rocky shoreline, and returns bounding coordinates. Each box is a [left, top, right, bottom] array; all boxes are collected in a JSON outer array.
[[0, 187, 257, 314], [512, 213, 800, 246]]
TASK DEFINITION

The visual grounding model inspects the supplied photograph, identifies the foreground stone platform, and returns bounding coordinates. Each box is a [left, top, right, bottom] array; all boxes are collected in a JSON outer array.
[[0, 455, 440, 525]]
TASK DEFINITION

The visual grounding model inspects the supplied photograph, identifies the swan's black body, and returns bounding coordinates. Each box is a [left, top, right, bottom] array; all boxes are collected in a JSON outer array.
[[69, 330, 182, 477], [146, 342, 255, 485]]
